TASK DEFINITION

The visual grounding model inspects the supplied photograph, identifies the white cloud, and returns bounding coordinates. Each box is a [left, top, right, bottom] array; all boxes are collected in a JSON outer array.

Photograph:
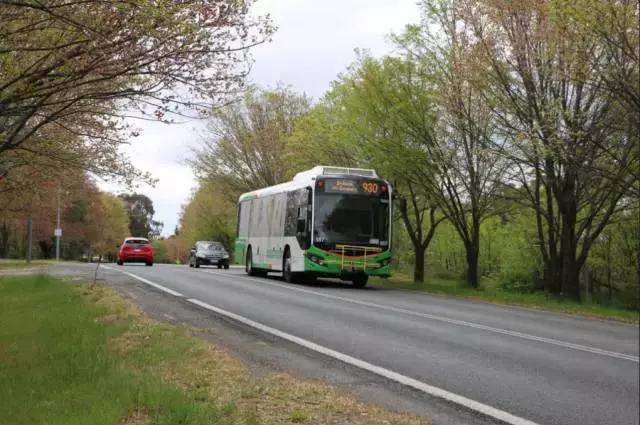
[[100, 1, 420, 236]]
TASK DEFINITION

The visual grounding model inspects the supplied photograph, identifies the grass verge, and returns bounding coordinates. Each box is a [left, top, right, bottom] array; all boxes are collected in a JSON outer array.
[[0, 275, 428, 425], [0, 259, 54, 270], [370, 274, 639, 323]]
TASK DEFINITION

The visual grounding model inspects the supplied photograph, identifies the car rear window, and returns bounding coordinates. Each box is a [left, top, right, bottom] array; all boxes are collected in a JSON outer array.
[[126, 239, 149, 245]]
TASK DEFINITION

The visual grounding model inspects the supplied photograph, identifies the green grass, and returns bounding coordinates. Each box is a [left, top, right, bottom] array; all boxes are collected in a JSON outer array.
[[370, 274, 639, 323], [0, 259, 55, 269], [289, 409, 310, 423], [0, 275, 428, 425], [0, 275, 228, 425]]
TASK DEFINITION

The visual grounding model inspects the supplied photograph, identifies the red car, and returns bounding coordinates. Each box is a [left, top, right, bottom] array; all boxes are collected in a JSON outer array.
[[117, 237, 153, 266]]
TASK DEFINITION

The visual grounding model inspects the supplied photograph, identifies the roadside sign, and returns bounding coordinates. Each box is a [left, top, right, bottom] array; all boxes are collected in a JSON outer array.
[[54, 228, 62, 237]]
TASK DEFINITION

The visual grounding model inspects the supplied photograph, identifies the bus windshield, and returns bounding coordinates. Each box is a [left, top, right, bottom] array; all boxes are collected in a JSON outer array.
[[313, 193, 389, 248]]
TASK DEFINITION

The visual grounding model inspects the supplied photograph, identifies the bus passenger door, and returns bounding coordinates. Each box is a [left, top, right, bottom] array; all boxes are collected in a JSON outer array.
[[269, 193, 287, 271], [285, 187, 311, 272]]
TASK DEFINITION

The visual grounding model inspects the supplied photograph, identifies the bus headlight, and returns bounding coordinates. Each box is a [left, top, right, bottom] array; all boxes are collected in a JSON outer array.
[[307, 254, 325, 265], [379, 258, 391, 266]]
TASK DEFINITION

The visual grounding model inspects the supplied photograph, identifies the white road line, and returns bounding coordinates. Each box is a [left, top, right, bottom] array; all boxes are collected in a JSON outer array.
[[187, 297, 539, 425], [203, 270, 640, 363], [101, 265, 184, 297]]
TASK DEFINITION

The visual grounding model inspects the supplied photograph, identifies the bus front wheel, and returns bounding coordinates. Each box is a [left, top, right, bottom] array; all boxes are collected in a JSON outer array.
[[283, 249, 297, 283], [246, 248, 255, 276], [352, 275, 368, 288]]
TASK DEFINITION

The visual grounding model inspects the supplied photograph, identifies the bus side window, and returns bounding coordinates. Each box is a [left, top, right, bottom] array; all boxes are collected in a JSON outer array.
[[238, 200, 251, 238]]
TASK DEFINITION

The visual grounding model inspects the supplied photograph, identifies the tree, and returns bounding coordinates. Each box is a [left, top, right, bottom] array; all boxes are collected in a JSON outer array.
[[149, 220, 164, 240], [0, 164, 103, 259], [393, 3, 512, 288], [456, 0, 639, 298], [190, 86, 311, 199], [286, 92, 363, 171], [119, 193, 158, 238], [177, 178, 236, 252], [395, 184, 445, 283], [0, 0, 271, 181], [88, 193, 129, 259], [331, 49, 505, 288]]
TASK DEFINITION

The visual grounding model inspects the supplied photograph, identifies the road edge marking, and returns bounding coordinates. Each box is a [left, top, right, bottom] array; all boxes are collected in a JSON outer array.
[[186, 297, 540, 425], [203, 270, 639, 363], [102, 265, 184, 297]]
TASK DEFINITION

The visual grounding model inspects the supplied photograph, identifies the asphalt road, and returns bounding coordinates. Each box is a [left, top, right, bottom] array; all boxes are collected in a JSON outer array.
[[59, 263, 639, 425]]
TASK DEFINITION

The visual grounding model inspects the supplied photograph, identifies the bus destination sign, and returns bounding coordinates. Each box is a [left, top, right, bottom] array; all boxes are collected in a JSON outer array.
[[323, 179, 386, 196]]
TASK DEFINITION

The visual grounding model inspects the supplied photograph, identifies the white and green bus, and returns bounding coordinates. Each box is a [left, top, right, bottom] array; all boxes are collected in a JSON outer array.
[[234, 166, 392, 287]]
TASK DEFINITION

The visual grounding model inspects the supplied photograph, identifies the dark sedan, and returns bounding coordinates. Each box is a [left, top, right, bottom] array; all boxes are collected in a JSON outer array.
[[189, 241, 230, 269]]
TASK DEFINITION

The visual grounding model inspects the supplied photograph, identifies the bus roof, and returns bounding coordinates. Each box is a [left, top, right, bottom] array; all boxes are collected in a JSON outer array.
[[238, 166, 379, 202]]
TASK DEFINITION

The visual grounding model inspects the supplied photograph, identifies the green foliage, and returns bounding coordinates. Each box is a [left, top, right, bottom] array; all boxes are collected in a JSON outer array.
[[178, 179, 236, 256], [190, 86, 311, 200], [585, 212, 640, 309], [152, 240, 170, 264], [90, 193, 130, 258], [289, 409, 310, 423], [64, 200, 89, 223]]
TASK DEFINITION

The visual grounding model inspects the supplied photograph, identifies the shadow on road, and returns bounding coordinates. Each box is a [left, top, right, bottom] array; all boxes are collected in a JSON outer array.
[[258, 273, 384, 291]]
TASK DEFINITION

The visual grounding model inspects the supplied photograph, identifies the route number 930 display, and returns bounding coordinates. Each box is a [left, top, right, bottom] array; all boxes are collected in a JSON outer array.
[[361, 182, 379, 194]]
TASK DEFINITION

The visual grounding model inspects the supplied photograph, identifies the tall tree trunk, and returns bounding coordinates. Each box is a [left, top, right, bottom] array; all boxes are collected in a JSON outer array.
[[464, 220, 481, 288], [559, 188, 581, 300], [414, 244, 426, 284], [466, 244, 479, 288], [0, 221, 9, 258], [544, 255, 563, 294]]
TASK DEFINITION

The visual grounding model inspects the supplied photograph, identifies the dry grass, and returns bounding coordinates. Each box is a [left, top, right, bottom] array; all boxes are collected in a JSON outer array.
[[87, 283, 429, 425], [117, 410, 151, 425], [0, 259, 54, 270]]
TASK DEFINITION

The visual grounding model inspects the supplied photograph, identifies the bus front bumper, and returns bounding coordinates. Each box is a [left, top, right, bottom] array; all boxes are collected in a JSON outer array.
[[303, 256, 391, 278]]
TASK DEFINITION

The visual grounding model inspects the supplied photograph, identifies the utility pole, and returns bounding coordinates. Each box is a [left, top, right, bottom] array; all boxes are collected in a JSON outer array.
[[55, 187, 61, 261]]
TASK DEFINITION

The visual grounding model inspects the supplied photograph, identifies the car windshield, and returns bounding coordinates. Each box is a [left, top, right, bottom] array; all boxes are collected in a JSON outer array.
[[313, 193, 389, 248], [201, 243, 223, 251]]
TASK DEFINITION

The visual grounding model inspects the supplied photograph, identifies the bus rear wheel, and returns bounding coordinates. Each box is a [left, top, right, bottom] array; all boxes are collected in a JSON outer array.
[[352, 275, 368, 288]]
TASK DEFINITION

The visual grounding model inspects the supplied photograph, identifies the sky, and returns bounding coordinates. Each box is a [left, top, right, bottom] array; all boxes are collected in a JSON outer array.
[[101, 0, 420, 236]]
